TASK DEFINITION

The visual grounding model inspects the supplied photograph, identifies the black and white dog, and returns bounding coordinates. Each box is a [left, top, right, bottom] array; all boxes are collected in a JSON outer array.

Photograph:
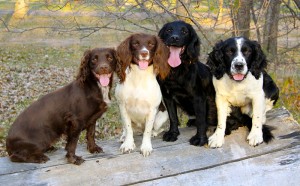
[[207, 37, 279, 147]]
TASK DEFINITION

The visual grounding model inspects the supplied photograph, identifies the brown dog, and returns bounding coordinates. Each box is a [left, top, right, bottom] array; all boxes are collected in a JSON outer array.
[[6, 48, 117, 165]]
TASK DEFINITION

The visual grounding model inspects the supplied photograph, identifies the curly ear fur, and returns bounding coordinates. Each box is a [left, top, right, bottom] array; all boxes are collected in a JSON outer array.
[[250, 40, 267, 79], [158, 23, 167, 38], [76, 49, 91, 86], [186, 23, 201, 62], [116, 36, 133, 83], [207, 40, 226, 80], [154, 36, 170, 80], [109, 48, 118, 90]]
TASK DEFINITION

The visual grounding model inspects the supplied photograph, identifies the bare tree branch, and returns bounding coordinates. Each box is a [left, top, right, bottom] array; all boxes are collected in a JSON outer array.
[[280, 43, 300, 55], [0, 17, 10, 32], [178, 0, 213, 46], [281, 0, 300, 21]]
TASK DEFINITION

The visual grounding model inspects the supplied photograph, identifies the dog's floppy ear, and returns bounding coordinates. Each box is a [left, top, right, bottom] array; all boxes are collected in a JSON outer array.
[[249, 40, 267, 79], [153, 36, 170, 80], [77, 49, 91, 86], [116, 35, 133, 83], [207, 40, 226, 80], [186, 23, 201, 61], [158, 23, 168, 39]]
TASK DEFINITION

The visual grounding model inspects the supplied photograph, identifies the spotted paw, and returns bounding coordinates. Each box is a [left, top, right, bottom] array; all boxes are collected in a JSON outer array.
[[208, 131, 224, 148], [120, 140, 136, 153], [140, 142, 153, 157], [247, 129, 263, 146]]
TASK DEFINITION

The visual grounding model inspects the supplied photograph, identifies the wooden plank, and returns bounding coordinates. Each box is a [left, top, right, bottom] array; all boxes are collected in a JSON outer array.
[[0, 108, 299, 185], [140, 145, 300, 186]]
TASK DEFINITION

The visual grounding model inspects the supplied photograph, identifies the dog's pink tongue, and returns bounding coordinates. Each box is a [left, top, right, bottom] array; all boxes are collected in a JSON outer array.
[[233, 74, 245, 81], [99, 74, 110, 86], [138, 60, 149, 70], [168, 46, 182, 68]]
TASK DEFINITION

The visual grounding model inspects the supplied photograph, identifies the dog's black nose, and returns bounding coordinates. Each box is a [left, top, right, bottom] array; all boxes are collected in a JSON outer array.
[[171, 35, 180, 42], [234, 62, 244, 71]]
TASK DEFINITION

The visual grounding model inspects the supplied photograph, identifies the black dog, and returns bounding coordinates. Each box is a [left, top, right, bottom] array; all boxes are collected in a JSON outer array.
[[157, 20, 217, 146]]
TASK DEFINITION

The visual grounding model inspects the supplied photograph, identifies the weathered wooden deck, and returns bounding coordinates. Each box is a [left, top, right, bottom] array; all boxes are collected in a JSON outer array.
[[0, 107, 299, 186]]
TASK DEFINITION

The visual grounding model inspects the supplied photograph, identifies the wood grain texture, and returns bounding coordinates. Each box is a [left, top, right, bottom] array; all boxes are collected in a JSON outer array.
[[0, 108, 299, 186]]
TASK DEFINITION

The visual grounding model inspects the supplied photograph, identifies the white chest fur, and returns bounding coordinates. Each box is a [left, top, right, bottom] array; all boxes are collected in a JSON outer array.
[[98, 83, 111, 105], [115, 65, 162, 123], [213, 73, 264, 107]]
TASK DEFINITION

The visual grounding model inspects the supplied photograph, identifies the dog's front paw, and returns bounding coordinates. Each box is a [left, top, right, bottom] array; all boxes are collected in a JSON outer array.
[[189, 135, 208, 146], [33, 154, 50, 163], [140, 142, 153, 157], [208, 131, 224, 148], [88, 145, 103, 154], [66, 154, 85, 165], [163, 131, 179, 142], [120, 140, 136, 153], [247, 128, 263, 146]]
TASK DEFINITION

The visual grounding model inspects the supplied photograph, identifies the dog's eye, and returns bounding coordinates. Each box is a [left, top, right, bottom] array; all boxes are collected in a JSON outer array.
[[107, 56, 113, 61], [242, 47, 251, 55], [181, 30, 188, 34], [148, 43, 154, 47], [167, 28, 172, 33], [226, 50, 233, 56], [92, 58, 97, 64], [133, 42, 139, 46]]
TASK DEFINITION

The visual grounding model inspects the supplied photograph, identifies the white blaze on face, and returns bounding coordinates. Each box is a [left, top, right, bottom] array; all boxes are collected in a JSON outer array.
[[138, 46, 150, 70], [231, 38, 248, 81], [139, 47, 150, 60]]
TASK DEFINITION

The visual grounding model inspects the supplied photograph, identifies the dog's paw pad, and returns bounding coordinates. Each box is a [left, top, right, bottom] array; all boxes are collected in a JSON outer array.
[[140, 143, 153, 157], [247, 129, 263, 146], [89, 145, 103, 153], [163, 131, 179, 142], [208, 133, 224, 148], [120, 141, 136, 153], [67, 155, 85, 165], [189, 135, 208, 146]]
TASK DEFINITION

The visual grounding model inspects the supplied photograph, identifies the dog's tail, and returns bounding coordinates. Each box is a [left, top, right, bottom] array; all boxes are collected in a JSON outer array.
[[228, 107, 275, 143], [262, 125, 275, 143]]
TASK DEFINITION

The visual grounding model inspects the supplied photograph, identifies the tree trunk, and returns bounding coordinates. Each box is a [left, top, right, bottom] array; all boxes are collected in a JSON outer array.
[[236, 0, 253, 38], [263, 0, 281, 60], [12, 0, 29, 19], [217, 0, 224, 22], [9, 0, 29, 27]]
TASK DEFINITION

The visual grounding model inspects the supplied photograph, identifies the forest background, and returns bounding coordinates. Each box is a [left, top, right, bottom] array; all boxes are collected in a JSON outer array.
[[0, 0, 299, 156]]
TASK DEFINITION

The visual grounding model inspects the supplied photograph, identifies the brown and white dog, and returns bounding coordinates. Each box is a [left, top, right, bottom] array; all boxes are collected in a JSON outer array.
[[6, 48, 117, 165], [115, 33, 170, 156]]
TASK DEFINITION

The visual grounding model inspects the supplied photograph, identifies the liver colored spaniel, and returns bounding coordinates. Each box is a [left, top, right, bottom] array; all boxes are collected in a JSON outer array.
[[6, 48, 117, 165], [115, 33, 170, 156]]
